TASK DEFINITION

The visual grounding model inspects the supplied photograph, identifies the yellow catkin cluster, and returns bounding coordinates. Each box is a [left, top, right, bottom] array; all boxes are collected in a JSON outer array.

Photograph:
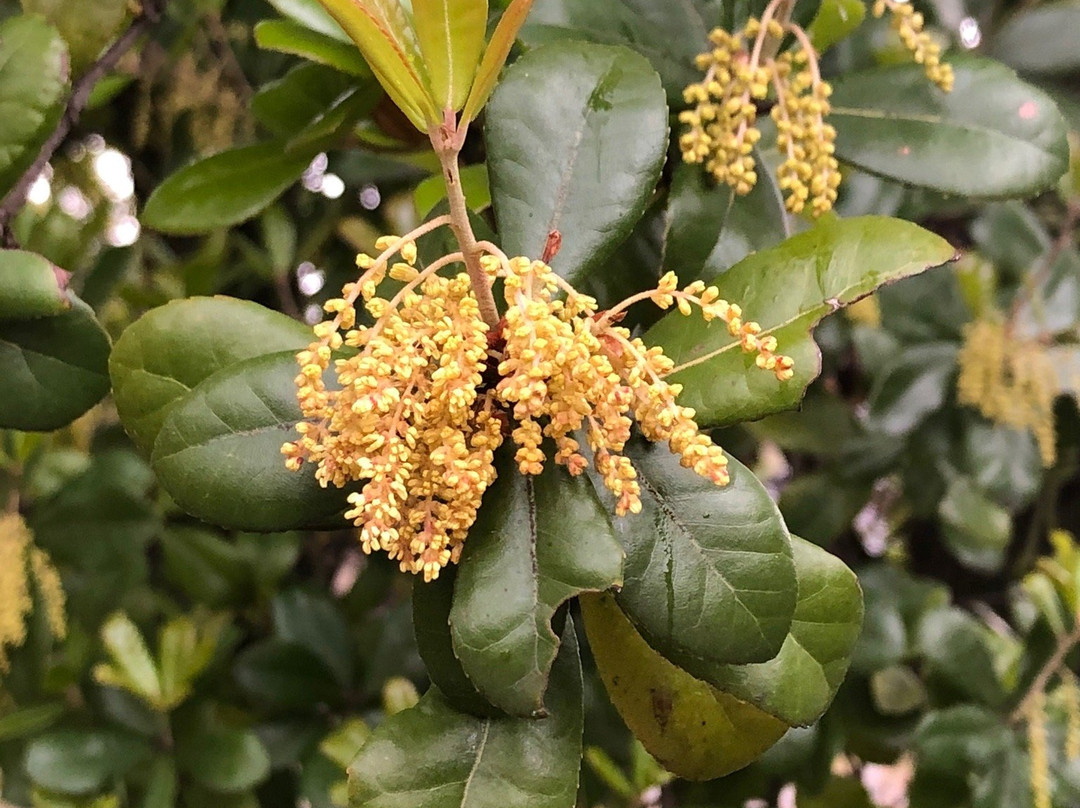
[[873, 0, 955, 92], [1064, 672, 1080, 760], [956, 318, 1058, 467], [678, 15, 838, 216], [284, 231, 793, 580], [678, 23, 771, 195], [771, 49, 840, 217], [0, 513, 66, 672], [1027, 691, 1052, 808]]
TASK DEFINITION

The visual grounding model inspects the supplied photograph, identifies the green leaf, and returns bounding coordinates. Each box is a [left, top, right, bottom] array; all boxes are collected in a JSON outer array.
[[461, 0, 534, 122], [645, 216, 956, 427], [806, 0, 865, 52], [0, 15, 68, 198], [150, 351, 350, 531], [94, 613, 162, 709], [141, 757, 178, 808], [316, 0, 441, 129], [486, 41, 668, 287], [664, 161, 792, 284], [609, 440, 796, 668], [869, 665, 927, 716], [412, 568, 496, 718], [266, 0, 349, 41], [522, 0, 709, 105], [415, 163, 489, 218], [865, 343, 959, 437], [20, 0, 127, 72], [174, 706, 271, 794], [141, 142, 316, 235], [160, 527, 252, 608], [272, 589, 354, 687], [25, 730, 150, 795], [830, 57, 1070, 198], [413, 0, 487, 110], [109, 297, 311, 453], [990, 4, 1080, 76], [916, 609, 1006, 708], [449, 452, 623, 716], [0, 250, 70, 320], [348, 619, 584, 808], [254, 19, 372, 76], [0, 702, 65, 742], [234, 640, 342, 709], [938, 476, 1011, 573], [581, 592, 787, 781], [158, 615, 224, 709], [252, 63, 359, 138], [0, 295, 110, 431], [682, 537, 864, 727]]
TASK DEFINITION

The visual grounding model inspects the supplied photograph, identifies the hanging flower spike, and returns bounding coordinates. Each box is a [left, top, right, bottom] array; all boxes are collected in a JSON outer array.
[[956, 317, 1058, 467], [873, 0, 954, 92], [678, 1, 839, 217], [285, 230, 794, 579], [0, 513, 66, 671]]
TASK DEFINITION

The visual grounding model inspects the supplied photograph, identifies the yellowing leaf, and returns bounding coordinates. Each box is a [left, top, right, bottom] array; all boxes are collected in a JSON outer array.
[[462, 0, 533, 123], [413, 0, 488, 111], [317, 0, 439, 128]]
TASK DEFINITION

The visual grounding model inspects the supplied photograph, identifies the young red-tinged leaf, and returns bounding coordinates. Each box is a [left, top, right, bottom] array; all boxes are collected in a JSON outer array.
[[0, 250, 70, 321], [317, 0, 439, 128], [461, 0, 534, 123], [413, 0, 488, 111]]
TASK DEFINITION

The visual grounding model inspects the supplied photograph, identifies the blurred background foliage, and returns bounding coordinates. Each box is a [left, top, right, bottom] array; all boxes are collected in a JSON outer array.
[[1, 0, 1080, 806]]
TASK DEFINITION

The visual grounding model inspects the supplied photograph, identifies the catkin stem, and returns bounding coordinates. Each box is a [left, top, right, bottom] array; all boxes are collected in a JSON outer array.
[[431, 119, 501, 329]]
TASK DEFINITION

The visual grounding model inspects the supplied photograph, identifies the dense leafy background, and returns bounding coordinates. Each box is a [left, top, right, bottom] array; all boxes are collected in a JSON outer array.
[[0, 0, 1079, 806]]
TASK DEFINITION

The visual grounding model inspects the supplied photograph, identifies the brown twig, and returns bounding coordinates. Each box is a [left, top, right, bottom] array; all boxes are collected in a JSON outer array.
[[1011, 618, 1080, 723], [0, 0, 169, 246]]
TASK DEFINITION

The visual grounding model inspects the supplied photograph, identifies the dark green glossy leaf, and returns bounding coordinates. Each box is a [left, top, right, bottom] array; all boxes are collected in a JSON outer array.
[[174, 706, 271, 793], [830, 57, 1069, 198], [522, 0, 709, 104], [665, 159, 792, 284], [0, 295, 110, 431], [0, 15, 68, 198], [685, 537, 863, 727], [142, 142, 316, 235], [646, 216, 955, 427], [110, 297, 311, 453], [151, 351, 349, 531], [609, 440, 796, 668], [272, 589, 354, 687], [160, 527, 252, 608], [990, 4, 1080, 76], [25, 730, 150, 795], [865, 343, 958, 438], [0, 250, 69, 320], [412, 568, 497, 718], [254, 19, 372, 76], [450, 453, 622, 717], [486, 41, 668, 287], [234, 640, 342, 709], [582, 591, 786, 781], [348, 620, 584, 808]]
